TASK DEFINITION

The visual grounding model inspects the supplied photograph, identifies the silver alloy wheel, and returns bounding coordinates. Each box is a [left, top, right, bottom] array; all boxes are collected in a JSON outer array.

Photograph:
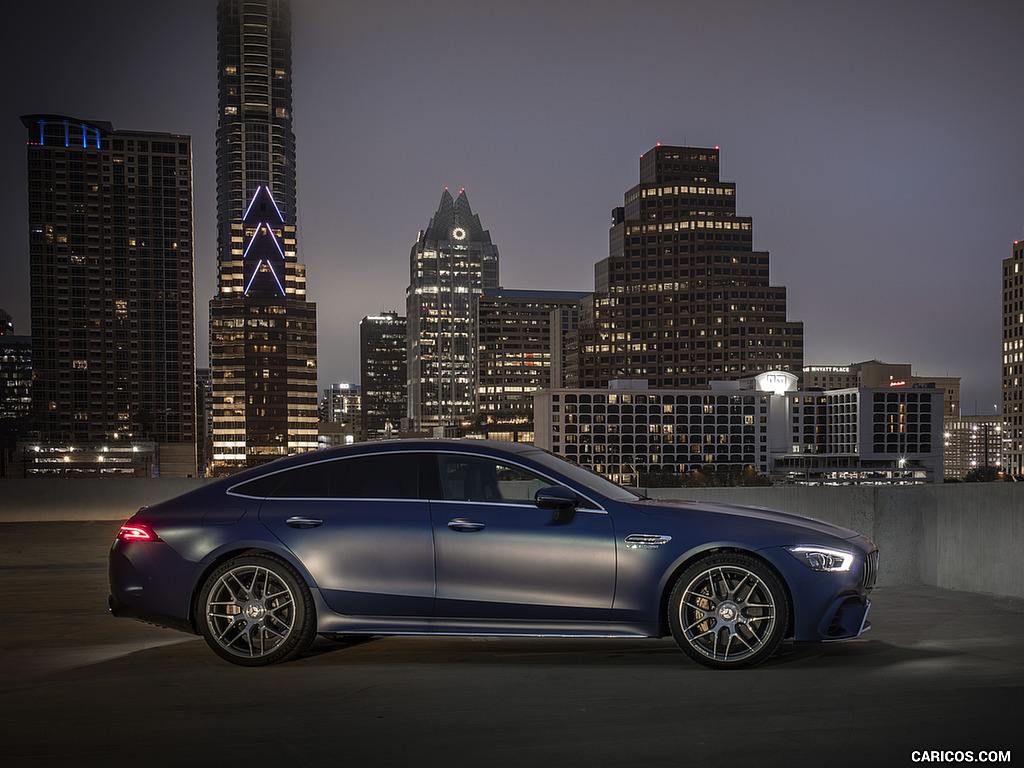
[[678, 563, 778, 664], [205, 563, 298, 659]]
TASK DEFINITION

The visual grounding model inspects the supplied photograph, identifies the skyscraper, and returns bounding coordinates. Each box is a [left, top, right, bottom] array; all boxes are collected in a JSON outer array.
[[21, 114, 197, 477], [407, 189, 498, 432], [209, 0, 318, 474], [215, 0, 296, 247], [575, 144, 803, 388], [1002, 239, 1024, 476], [359, 311, 407, 441]]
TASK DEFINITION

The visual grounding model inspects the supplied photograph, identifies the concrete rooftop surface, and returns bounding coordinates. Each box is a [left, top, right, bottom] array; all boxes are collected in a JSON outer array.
[[1, 520, 1021, 767]]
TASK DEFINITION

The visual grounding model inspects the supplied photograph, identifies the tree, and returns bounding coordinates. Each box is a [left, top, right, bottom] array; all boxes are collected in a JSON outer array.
[[963, 466, 1001, 483], [637, 465, 772, 488]]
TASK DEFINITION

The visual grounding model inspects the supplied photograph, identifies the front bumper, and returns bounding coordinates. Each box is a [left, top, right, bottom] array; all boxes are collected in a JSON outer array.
[[819, 594, 871, 640], [767, 542, 878, 642]]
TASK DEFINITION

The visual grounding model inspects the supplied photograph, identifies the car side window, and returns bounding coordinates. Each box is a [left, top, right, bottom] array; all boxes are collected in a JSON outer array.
[[266, 462, 332, 498], [231, 472, 288, 498], [261, 453, 429, 499], [329, 453, 423, 499], [436, 454, 551, 505]]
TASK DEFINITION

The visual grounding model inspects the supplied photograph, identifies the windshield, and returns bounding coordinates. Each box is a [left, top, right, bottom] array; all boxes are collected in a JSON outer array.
[[525, 447, 643, 502]]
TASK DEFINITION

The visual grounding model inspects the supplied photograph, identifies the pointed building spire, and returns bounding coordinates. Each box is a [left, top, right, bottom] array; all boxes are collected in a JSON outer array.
[[421, 187, 489, 243]]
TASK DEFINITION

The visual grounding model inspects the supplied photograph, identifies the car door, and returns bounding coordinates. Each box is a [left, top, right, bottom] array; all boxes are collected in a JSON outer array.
[[257, 451, 435, 617], [429, 452, 616, 621]]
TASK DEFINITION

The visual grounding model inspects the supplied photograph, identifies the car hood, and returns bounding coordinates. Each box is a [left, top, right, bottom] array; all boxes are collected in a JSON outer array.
[[628, 499, 865, 541]]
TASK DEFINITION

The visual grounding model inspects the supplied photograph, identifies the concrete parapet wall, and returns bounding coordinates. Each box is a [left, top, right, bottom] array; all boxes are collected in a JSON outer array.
[[645, 484, 1024, 599], [1, 479, 1019, 599], [0, 478, 216, 523]]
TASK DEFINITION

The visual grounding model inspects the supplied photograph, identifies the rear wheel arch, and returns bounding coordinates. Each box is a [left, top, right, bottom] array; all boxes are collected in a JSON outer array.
[[194, 551, 318, 666], [189, 547, 316, 633]]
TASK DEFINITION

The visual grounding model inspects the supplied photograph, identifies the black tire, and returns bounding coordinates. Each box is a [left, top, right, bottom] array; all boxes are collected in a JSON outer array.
[[668, 552, 789, 669], [197, 553, 316, 666]]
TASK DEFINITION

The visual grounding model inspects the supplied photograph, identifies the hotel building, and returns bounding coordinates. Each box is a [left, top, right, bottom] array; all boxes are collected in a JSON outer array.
[[534, 372, 943, 486], [803, 361, 960, 418]]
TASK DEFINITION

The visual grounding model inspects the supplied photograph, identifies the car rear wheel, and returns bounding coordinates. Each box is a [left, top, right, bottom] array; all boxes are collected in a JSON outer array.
[[668, 552, 789, 669], [198, 553, 315, 666]]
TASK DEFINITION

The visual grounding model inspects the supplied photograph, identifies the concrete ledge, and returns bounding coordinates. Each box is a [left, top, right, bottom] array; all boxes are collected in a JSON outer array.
[[644, 484, 1024, 600], [0, 478, 216, 523], [1, 479, 1020, 599]]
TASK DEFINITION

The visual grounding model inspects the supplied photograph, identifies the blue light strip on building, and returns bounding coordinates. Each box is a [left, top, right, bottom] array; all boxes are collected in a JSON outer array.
[[241, 228, 261, 260], [244, 263, 263, 295], [268, 228, 285, 258], [267, 190, 284, 221], [32, 118, 103, 148], [242, 260, 286, 296], [268, 262, 286, 294], [243, 186, 264, 220]]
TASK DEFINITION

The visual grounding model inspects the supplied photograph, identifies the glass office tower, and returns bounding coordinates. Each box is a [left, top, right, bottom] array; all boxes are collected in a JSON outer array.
[[407, 189, 498, 432], [576, 145, 803, 389]]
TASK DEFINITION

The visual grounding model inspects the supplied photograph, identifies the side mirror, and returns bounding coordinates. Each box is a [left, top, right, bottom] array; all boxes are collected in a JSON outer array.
[[534, 485, 578, 523]]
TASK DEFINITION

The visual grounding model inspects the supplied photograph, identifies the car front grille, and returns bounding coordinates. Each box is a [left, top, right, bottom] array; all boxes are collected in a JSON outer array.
[[862, 549, 879, 589]]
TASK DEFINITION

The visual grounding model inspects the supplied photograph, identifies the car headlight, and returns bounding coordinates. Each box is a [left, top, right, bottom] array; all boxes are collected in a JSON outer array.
[[785, 546, 855, 572]]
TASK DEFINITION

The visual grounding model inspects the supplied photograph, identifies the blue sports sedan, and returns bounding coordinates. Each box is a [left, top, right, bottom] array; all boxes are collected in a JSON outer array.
[[109, 439, 877, 668]]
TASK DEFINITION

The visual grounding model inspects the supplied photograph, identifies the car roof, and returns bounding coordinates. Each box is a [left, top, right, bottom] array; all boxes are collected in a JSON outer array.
[[226, 438, 544, 480], [318, 438, 541, 459]]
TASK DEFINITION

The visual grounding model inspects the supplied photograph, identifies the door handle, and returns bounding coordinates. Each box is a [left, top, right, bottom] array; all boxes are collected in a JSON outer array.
[[447, 518, 485, 532], [286, 516, 323, 529]]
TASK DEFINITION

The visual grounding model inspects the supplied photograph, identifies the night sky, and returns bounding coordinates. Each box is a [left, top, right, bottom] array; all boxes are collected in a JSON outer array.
[[4, 0, 1023, 414]]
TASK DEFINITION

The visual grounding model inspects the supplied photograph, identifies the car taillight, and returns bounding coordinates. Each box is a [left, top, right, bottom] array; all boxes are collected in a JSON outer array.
[[117, 524, 160, 542]]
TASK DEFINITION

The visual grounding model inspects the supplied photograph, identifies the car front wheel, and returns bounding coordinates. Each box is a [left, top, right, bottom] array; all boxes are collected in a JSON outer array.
[[197, 553, 315, 666], [668, 552, 789, 669]]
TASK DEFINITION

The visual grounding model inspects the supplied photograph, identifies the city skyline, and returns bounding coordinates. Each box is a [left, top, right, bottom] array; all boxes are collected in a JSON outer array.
[[4, 0, 1024, 413]]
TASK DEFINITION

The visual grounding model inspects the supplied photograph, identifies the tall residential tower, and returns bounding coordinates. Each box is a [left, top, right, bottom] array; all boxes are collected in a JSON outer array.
[[208, 0, 317, 474], [21, 115, 197, 476]]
